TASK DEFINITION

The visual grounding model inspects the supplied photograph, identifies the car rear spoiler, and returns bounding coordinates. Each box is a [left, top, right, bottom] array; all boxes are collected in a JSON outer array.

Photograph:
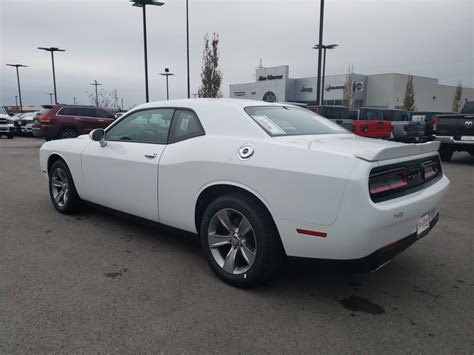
[[355, 141, 440, 162]]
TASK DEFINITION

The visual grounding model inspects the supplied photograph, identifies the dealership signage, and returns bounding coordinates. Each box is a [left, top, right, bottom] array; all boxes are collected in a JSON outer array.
[[258, 74, 283, 81], [325, 84, 344, 91], [300, 87, 313, 93]]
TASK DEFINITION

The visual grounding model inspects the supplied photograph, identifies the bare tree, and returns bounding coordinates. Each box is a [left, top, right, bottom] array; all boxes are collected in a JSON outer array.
[[403, 75, 416, 111], [198, 33, 223, 98], [86, 88, 118, 109], [452, 81, 463, 112], [342, 65, 353, 108]]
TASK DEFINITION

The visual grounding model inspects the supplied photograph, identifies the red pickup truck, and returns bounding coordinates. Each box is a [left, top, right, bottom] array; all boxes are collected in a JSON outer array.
[[38, 104, 116, 140], [349, 108, 392, 139]]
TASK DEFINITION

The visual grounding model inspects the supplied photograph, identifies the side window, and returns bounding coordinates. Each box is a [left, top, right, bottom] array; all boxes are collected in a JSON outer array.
[[95, 109, 114, 119], [169, 110, 205, 143], [106, 108, 174, 144], [58, 108, 75, 116]]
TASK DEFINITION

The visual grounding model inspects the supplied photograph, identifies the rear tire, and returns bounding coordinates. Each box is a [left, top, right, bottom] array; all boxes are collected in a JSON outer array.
[[48, 160, 81, 214], [200, 193, 284, 288], [58, 128, 77, 139], [439, 146, 453, 162]]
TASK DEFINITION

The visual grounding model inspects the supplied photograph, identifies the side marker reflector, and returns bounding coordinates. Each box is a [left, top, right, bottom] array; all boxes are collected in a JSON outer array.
[[296, 229, 327, 238]]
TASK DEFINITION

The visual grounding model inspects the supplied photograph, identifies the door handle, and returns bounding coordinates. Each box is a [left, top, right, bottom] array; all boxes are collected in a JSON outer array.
[[144, 153, 157, 159]]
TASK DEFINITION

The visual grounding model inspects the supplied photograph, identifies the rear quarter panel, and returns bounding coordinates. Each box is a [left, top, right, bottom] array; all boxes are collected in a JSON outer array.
[[158, 136, 358, 233]]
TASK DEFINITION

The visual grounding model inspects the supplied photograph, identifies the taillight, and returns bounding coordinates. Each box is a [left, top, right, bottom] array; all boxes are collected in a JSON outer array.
[[38, 115, 54, 123], [432, 117, 439, 132], [369, 168, 408, 196], [422, 161, 441, 179]]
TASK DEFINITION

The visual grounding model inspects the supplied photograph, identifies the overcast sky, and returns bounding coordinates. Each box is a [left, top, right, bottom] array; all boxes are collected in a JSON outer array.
[[1, 0, 473, 108]]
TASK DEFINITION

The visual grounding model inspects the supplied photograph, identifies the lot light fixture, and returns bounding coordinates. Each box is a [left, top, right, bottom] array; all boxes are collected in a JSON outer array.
[[38, 47, 66, 104], [131, 0, 165, 103], [313, 44, 338, 105], [6, 64, 27, 113], [160, 68, 175, 100]]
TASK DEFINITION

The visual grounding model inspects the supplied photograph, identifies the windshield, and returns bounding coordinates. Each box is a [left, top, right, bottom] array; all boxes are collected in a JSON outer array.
[[245, 106, 346, 137]]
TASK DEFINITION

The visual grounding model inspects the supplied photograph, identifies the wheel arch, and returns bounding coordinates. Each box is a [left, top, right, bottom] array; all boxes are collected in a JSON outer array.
[[194, 182, 278, 237], [47, 153, 68, 174]]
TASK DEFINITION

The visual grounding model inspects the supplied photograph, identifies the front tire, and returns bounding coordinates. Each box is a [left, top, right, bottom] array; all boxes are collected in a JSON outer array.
[[200, 193, 284, 288], [48, 160, 81, 214], [439, 146, 453, 162]]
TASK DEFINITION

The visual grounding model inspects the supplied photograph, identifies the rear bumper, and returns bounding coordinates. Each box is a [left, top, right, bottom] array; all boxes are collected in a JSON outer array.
[[275, 170, 449, 260], [355, 213, 439, 271], [42, 125, 59, 140], [434, 135, 474, 145]]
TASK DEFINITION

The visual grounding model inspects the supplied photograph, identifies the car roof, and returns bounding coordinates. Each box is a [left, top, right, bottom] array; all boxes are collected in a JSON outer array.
[[135, 98, 288, 111], [129, 99, 293, 139]]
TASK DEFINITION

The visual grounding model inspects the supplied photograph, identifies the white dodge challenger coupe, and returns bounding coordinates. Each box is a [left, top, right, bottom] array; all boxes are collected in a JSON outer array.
[[40, 99, 449, 287]]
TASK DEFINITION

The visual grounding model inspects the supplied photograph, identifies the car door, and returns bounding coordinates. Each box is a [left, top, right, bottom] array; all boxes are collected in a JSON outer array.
[[157, 109, 206, 231], [80, 108, 174, 221]]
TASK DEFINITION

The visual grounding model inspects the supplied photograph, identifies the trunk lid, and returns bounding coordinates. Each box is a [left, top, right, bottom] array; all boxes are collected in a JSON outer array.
[[274, 134, 440, 162]]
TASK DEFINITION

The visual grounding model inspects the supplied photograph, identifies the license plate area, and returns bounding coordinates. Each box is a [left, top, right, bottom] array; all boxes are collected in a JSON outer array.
[[417, 213, 430, 237]]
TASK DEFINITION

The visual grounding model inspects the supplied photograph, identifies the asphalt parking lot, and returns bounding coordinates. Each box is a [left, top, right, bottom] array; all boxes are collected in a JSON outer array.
[[1, 137, 473, 353]]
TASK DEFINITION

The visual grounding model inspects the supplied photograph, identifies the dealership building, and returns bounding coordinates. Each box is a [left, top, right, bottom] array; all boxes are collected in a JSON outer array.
[[229, 65, 474, 112]]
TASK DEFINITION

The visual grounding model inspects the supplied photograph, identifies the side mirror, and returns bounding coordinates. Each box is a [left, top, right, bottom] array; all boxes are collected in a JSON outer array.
[[90, 128, 107, 147]]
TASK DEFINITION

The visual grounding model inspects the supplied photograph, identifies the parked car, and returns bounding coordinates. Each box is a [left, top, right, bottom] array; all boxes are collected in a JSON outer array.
[[39, 99, 449, 287], [411, 111, 455, 140], [37, 104, 116, 140], [19, 112, 40, 136], [434, 101, 474, 161], [383, 109, 425, 142], [0, 107, 14, 138], [307, 105, 352, 130], [10, 113, 24, 135], [350, 108, 392, 139]]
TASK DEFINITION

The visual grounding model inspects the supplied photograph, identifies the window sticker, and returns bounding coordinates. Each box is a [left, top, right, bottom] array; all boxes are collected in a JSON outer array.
[[252, 115, 286, 135]]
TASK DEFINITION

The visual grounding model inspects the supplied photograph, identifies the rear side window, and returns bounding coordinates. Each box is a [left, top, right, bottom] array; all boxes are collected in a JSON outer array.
[[168, 110, 205, 143], [58, 107, 76, 116], [245, 106, 346, 137]]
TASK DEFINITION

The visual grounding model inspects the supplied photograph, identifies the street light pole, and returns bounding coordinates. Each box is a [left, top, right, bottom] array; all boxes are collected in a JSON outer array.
[[15, 96, 18, 112], [89, 80, 102, 107], [47, 93, 54, 105], [73, 97, 77, 104], [313, 43, 338, 105], [186, 0, 190, 99], [38, 47, 65, 104], [160, 68, 175, 100], [131, 0, 165, 103], [6, 64, 27, 113], [315, 0, 325, 105]]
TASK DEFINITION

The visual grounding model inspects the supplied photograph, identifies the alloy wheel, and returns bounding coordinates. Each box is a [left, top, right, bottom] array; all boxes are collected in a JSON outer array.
[[51, 167, 69, 208], [207, 208, 257, 274]]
